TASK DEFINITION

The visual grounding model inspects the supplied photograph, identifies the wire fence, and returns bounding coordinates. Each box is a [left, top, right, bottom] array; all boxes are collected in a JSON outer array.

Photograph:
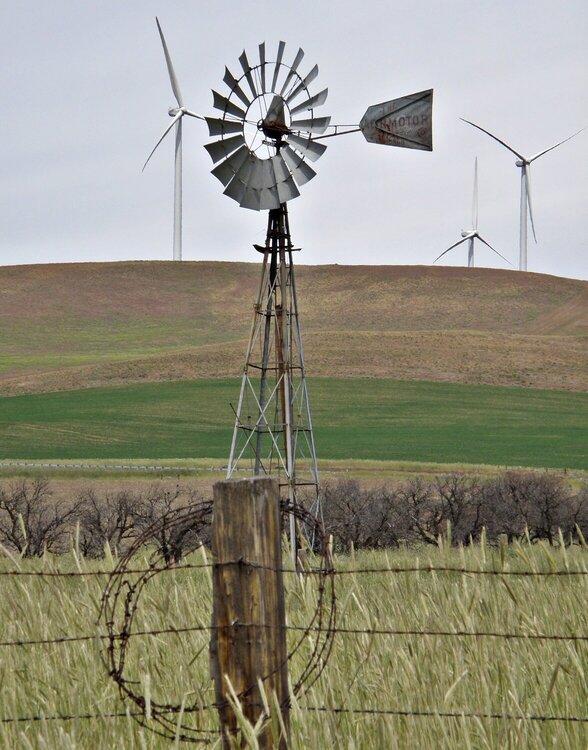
[[1, 558, 587, 736]]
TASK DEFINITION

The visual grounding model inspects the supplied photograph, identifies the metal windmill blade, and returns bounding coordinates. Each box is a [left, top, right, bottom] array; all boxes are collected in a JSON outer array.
[[472, 156, 479, 231], [204, 42, 330, 210]]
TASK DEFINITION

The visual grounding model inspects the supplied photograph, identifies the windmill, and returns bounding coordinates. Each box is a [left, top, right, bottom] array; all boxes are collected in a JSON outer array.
[[203, 41, 433, 551], [434, 158, 510, 268], [143, 18, 205, 261], [462, 118, 586, 272]]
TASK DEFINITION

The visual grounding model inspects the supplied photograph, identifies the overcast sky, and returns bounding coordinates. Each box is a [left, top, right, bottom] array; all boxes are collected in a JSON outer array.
[[1, 1, 587, 279]]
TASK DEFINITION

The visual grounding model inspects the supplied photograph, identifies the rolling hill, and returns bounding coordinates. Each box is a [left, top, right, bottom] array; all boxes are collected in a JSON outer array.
[[0, 261, 586, 395]]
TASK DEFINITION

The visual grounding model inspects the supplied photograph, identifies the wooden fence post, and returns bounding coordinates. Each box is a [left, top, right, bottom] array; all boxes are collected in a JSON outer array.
[[210, 477, 289, 749]]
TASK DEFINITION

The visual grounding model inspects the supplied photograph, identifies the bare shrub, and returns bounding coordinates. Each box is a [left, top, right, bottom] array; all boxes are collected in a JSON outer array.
[[322, 480, 410, 551], [0, 479, 82, 557], [134, 485, 210, 563], [75, 488, 139, 557]]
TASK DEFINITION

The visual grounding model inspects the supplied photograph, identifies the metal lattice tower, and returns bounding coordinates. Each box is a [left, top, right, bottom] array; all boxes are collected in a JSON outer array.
[[227, 203, 320, 534]]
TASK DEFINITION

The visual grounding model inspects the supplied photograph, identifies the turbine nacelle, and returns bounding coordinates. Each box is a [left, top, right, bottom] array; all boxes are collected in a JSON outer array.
[[515, 159, 526, 167]]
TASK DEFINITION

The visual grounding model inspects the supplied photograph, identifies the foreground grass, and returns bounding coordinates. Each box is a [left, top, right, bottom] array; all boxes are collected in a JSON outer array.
[[0, 541, 587, 748], [1, 378, 587, 469]]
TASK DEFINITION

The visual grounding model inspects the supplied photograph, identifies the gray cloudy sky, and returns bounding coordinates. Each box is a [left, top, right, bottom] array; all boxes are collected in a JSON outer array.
[[1, 1, 587, 279]]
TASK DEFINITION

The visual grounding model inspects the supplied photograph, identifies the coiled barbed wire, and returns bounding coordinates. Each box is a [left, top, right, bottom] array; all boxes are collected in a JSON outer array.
[[99, 499, 335, 743]]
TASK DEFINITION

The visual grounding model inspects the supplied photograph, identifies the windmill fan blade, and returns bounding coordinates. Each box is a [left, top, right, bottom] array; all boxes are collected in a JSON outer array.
[[259, 186, 281, 210], [204, 134, 246, 163], [285, 65, 319, 105], [289, 88, 329, 116], [155, 18, 183, 107], [211, 145, 250, 186], [282, 145, 317, 186], [270, 154, 291, 183], [205, 117, 244, 137], [528, 126, 587, 162], [223, 66, 251, 108], [238, 50, 258, 100], [477, 236, 512, 265], [525, 165, 537, 243], [290, 116, 331, 134], [241, 185, 262, 211], [460, 119, 524, 160], [142, 111, 183, 171], [271, 41, 286, 93], [223, 175, 247, 204], [433, 237, 468, 263], [287, 133, 327, 162], [280, 47, 305, 97], [472, 157, 479, 231], [258, 42, 267, 93], [212, 90, 246, 120], [276, 175, 300, 204]]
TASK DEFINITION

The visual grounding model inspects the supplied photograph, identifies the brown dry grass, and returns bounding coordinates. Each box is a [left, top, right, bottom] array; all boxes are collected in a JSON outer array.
[[1, 261, 586, 394]]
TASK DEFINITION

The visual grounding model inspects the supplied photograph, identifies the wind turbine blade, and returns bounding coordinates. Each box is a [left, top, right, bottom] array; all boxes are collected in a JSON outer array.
[[271, 41, 286, 93], [155, 18, 183, 107], [142, 111, 182, 171], [525, 165, 537, 243], [472, 157, 479, 231], [433, 237, 468, 263], [183, 109, 206, 121], [477, 236, 512, 266], [528, 126, 587, 162], [460, 118, 524, 160]]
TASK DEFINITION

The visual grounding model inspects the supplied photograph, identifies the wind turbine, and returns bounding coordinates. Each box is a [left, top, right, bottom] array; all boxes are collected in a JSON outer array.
[[143, 18, 204, 261], [434, 158, 510, 268], [462, 118, 586, 272]]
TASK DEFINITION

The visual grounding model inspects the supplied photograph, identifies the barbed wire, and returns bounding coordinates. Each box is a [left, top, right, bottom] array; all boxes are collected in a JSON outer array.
[[301, 705, 588, 723], [2, 623, 588, 650], [2, 704, 587, 727], [98, 498, 336, 743], [1, 562, 587, 579]]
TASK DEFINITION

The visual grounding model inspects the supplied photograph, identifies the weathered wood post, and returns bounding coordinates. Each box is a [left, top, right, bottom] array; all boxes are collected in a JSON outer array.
[[210, 477, 289, 749]]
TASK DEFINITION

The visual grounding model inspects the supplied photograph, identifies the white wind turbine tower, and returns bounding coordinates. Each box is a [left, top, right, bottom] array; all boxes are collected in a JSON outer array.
[[434, 158, 510, 268], [143, 18, 204, 261], [462, 119, 586, 272]]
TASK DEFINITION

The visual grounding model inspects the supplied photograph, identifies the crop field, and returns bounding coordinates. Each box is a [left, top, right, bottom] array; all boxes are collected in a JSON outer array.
[[1, 378, 586, 469], [1, 541, 587, 748]]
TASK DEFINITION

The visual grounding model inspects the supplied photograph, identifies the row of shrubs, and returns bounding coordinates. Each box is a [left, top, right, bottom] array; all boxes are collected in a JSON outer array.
[[0, 472, 586, 559], [321, 472, 588, 550]]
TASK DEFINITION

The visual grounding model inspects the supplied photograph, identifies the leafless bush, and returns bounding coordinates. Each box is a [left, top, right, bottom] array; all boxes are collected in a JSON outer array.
[[0, 479, 82, 557], [322, 479, 410, 551], [75, 488, 139, 557], [321, 472, 586, 550], [134, 485, 210, 563]]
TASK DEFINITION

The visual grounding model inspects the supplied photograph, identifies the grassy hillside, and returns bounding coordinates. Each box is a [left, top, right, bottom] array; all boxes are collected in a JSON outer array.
[[0, 262, 586, 395], [1, 378, 586, 469]]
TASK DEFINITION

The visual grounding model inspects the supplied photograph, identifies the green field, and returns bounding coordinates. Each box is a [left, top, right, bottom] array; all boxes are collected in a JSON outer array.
[[1, 378, 586, 469]]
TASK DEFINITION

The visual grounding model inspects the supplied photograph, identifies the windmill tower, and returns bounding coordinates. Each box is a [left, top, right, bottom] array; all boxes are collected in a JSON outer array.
[[203, 42, 434, 549]]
